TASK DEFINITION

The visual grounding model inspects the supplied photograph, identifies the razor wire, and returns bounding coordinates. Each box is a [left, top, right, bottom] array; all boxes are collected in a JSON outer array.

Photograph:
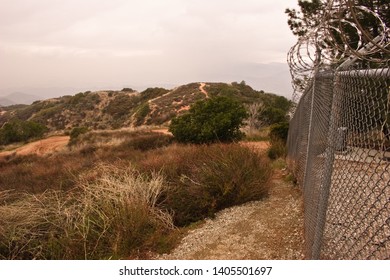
[[287, 0, 390, 102], [287, 1, 390, 259]]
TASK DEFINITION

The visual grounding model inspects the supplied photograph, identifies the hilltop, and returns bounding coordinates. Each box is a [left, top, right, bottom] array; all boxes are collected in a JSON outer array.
[[0, 82, 290, 133]]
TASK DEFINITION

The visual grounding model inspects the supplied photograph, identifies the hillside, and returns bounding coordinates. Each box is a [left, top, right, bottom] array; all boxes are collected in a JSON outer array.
[[0, 82, 290, 133]]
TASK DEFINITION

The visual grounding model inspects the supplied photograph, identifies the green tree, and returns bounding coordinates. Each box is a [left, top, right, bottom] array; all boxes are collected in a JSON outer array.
[[259, 96, 291, 125], [286, 1, 389, 142], [286, 0, 390, 53], [169, 96, 248, 144], [261, 107, 288, 125], [285, 0, 323, 37], [269, 122, 290, 144]]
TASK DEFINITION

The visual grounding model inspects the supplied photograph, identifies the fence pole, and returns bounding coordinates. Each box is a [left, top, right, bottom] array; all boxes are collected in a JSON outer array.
[[301, 48, 322, 259], [311, 71, 337, 259]]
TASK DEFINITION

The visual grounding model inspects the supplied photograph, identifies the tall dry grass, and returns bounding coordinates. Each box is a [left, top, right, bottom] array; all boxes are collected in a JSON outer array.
[[0, 164, 173, 259], [0, 131, 171, 193]]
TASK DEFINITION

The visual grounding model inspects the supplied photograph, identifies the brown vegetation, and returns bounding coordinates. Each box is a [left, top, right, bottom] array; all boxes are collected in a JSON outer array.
[[0, 130, 273, 259], [0, 136, 69, 158]]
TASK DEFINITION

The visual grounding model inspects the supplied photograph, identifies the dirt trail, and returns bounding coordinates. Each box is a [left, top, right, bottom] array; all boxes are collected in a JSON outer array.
[[0, 136, 70, 158], [158, 142, 305, 260], [151, 128, 172, 135], [199, 82, 209, 98]]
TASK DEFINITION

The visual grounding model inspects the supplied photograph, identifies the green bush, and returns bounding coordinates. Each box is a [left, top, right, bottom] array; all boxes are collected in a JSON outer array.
[[104, 94, 139, 120], [268, 122, 289, 159], [121, 88, 135, 92], [68, 127, 89, 146], [140, 87, 170, 101], [134, 103, 150, 126], [0, 119, 48, 145], [269, 122, 289, 143], [30, 105, 62, 124], [169, 96, 248, 144]]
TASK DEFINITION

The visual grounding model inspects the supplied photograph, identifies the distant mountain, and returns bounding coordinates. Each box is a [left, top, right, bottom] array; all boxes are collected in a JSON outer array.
[[0, 92, 41, 105], [0, 82, 290, 132], [0, 97, 14, 106]]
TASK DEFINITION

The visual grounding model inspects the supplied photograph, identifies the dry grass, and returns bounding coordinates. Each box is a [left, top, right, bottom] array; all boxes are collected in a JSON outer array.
[[0, 154, 83, 193], [0, 130, 274, 259], [243, 127, 270, 142], [141, 143, 272, 226], [0, 164, 173, 259], [0, 130, 173, 193]]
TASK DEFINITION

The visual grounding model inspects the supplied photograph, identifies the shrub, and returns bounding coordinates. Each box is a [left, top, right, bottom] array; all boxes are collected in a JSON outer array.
[[134, 103, 150, 126], [268, 139, 287, 160], [0, 119, 48, 145], [268, 122, 289, 159], [261, 107, 288, 125], [68, 126, 89, 146], [141, 144, 272, 226], [104, 94, 139, 120], [269, 122, 289, 143], [0, 164, 173, 259], [117, 132, 173, 151], [121, 88, 135, 92], [169, 96, 248, 144], [140, 87, 169, 101]]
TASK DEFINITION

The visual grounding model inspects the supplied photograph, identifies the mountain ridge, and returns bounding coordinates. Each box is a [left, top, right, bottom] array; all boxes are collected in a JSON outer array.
[[0, 82, 290, 133]]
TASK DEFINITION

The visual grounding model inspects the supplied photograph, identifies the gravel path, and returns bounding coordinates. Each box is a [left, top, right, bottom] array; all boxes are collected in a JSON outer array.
[[157, 170, 305, 260]]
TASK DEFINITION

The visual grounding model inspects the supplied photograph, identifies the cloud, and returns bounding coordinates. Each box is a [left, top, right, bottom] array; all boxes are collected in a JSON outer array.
[[0, 0, 297, 98], [0, 43, 162, 58]]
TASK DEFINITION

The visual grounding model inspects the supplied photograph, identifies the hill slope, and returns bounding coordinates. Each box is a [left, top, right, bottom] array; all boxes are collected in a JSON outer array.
[[0, 82, 290, 132]]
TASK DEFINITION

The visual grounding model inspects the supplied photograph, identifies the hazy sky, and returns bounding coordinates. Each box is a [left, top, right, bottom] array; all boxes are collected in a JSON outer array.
[[0, 0, 298, 99]]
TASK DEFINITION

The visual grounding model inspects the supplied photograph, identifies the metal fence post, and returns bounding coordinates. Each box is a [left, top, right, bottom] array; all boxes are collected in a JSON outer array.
[[311, 71, 336, 259]]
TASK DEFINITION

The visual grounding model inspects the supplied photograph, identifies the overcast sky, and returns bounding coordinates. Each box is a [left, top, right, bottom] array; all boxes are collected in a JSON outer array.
[[0, 0, 298, 99]]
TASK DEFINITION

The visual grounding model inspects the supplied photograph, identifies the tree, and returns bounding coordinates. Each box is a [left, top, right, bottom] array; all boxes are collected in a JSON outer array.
[[286, 0, 390, 55], [245, 102, 265, 132], [286, 0, 389, 142], [169, 96, 248, 144], [261, 107, 288, 125], [259, 96, 292, 125], [285, 0, 324, 38]]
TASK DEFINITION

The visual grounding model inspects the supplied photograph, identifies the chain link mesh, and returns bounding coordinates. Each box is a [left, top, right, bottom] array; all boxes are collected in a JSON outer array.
[[287, 65, 390, 259], [287, 0, 389, 259]]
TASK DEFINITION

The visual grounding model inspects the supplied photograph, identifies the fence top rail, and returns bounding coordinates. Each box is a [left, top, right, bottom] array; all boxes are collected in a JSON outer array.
[[336, 67, 390, 78]]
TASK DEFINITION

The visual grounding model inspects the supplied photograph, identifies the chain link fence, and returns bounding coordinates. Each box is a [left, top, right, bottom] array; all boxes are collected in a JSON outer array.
[[287, 64, 390, 259]]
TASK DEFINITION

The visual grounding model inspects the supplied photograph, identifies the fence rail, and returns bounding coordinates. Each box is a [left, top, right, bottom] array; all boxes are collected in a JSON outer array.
[[287, 65, 390, 259]]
